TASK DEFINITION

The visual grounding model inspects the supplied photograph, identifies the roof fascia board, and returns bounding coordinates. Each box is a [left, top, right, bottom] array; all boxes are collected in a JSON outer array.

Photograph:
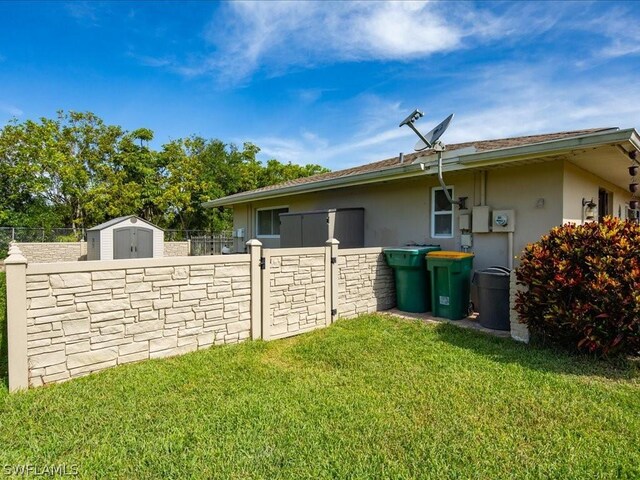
[[629, 130, 640, 152]]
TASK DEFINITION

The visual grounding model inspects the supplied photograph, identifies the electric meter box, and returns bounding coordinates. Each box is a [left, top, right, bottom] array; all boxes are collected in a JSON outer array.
[[492, 209, 515, 232]]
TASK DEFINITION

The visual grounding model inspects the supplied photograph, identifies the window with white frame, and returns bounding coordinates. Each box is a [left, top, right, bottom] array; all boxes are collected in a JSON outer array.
[[431, 187, 454, 238], [256, 207, 288, 237]]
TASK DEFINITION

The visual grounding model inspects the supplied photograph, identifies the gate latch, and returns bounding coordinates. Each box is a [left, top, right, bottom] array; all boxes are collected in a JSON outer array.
[[259, 257, 266, 270]]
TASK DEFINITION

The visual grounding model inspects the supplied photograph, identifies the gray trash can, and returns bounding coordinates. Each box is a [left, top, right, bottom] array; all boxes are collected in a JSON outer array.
[[473, 267, 511, 330]]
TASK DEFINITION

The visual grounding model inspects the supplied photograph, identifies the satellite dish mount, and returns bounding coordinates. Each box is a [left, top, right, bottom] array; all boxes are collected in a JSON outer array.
[[399, 109, 463, 207]]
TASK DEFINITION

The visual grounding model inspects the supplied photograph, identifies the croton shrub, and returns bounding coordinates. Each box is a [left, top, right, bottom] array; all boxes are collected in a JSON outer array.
[[515, 217, 640, 356]]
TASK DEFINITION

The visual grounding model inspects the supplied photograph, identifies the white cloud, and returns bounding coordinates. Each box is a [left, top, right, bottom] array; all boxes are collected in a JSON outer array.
[[294, 88, 331, 104], [0, 104, 24, 117], [443, 65, 640, 144], [250, 126, 414, 170], [188, 1, 608, 85], [128, 52, 173, 68], [134, 1, 640, 88], [65, 1, 101, 25], [242, 94, 414, 168], [254, 125, 412, 169], [244, 65, 640, 170], [193, 1, 502, 83], [591, 11, 640, 59]]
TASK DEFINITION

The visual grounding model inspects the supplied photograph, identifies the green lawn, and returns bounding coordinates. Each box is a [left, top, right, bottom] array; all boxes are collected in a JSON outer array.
[[0, 275, 638, 478]]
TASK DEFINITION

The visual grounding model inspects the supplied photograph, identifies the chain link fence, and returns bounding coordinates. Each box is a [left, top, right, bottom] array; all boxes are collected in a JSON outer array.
[[0, 227, 85, 258]]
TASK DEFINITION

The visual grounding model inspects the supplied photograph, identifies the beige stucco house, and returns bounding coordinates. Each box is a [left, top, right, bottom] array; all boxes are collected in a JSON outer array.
[[204, 127, 640, 272]]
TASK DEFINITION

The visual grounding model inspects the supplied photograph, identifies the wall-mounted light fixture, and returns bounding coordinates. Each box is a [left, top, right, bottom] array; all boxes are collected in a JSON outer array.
[[582, 198, 597, 221]]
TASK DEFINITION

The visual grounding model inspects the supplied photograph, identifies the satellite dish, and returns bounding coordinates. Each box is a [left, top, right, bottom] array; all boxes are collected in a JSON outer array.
[[399, 109, 460, 207], [414, 113, 454, 151]]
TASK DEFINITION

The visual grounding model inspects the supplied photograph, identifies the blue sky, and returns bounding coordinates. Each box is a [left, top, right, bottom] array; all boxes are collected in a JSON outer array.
[[1, 1, 640, 170]]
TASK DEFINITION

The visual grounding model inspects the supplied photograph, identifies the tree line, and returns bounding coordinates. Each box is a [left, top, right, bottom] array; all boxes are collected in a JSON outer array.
[[0, 111, 328, 232]]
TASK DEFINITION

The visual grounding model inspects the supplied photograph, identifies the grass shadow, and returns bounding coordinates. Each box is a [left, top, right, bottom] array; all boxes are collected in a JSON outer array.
[[0, 272, 7, 389], [431, 321, 638, 382]]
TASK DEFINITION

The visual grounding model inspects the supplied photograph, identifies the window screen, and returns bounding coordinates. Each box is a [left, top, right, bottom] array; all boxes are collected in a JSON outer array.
[[432, 187, 454, 238], [257, 207, 288, 236]]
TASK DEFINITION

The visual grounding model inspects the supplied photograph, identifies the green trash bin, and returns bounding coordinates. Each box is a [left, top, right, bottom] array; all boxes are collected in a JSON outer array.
[[426, 251, 474, 320], [384, 246, 441, 313]]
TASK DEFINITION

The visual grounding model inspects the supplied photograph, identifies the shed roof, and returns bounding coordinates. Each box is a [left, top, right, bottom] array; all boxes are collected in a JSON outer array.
[[87, 215, 162, 231]]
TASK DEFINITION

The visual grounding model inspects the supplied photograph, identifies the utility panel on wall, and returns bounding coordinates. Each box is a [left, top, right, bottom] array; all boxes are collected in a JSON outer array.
[[472, 206, 491, 233], [459, 213, 471, 230]]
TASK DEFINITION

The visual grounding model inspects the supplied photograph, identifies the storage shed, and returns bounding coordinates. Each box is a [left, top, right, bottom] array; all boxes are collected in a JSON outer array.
[[279, 208, 365, 248], [86, 216, 164, 260]]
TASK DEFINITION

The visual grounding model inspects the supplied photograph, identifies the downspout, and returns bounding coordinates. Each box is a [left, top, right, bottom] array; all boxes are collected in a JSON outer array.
[[247, 204, 252, 252], [435, 147, 461, 206]]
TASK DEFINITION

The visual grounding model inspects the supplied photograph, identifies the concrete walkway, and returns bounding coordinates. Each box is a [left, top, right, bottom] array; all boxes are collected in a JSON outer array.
[[385, 308, 512, 339]]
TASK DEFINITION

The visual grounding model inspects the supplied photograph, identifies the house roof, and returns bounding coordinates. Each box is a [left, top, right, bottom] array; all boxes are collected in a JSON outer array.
[[87, 215, 162, 231], [203, 127, 639, 208]]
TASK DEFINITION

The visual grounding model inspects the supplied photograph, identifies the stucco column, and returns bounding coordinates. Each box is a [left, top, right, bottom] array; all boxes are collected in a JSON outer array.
[[247, 239, 263, 340], [5, 243, 29, 391], [509, 270, 530, 343], [326, 238, 340, 325]]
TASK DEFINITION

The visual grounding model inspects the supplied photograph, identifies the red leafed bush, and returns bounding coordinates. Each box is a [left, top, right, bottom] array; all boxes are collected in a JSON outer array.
[[515, 217, 640, 356]]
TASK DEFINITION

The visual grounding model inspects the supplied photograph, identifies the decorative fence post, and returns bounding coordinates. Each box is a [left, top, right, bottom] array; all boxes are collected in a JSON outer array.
[[5, 243, 29, 391], [326, 238, 340, 325], [247, 239, 263, 340]]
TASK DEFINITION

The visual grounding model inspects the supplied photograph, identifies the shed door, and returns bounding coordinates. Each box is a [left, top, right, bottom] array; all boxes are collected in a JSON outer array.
[[113, 227, 154, 259], [135, 227, 153, 258]]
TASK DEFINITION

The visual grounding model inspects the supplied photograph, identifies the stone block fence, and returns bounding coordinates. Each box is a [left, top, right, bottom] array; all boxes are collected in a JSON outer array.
[[16, 242, 88, 263], [16, 241, 191, 263], [163, 241, 190, 257], [5, 239, 396, 391]]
